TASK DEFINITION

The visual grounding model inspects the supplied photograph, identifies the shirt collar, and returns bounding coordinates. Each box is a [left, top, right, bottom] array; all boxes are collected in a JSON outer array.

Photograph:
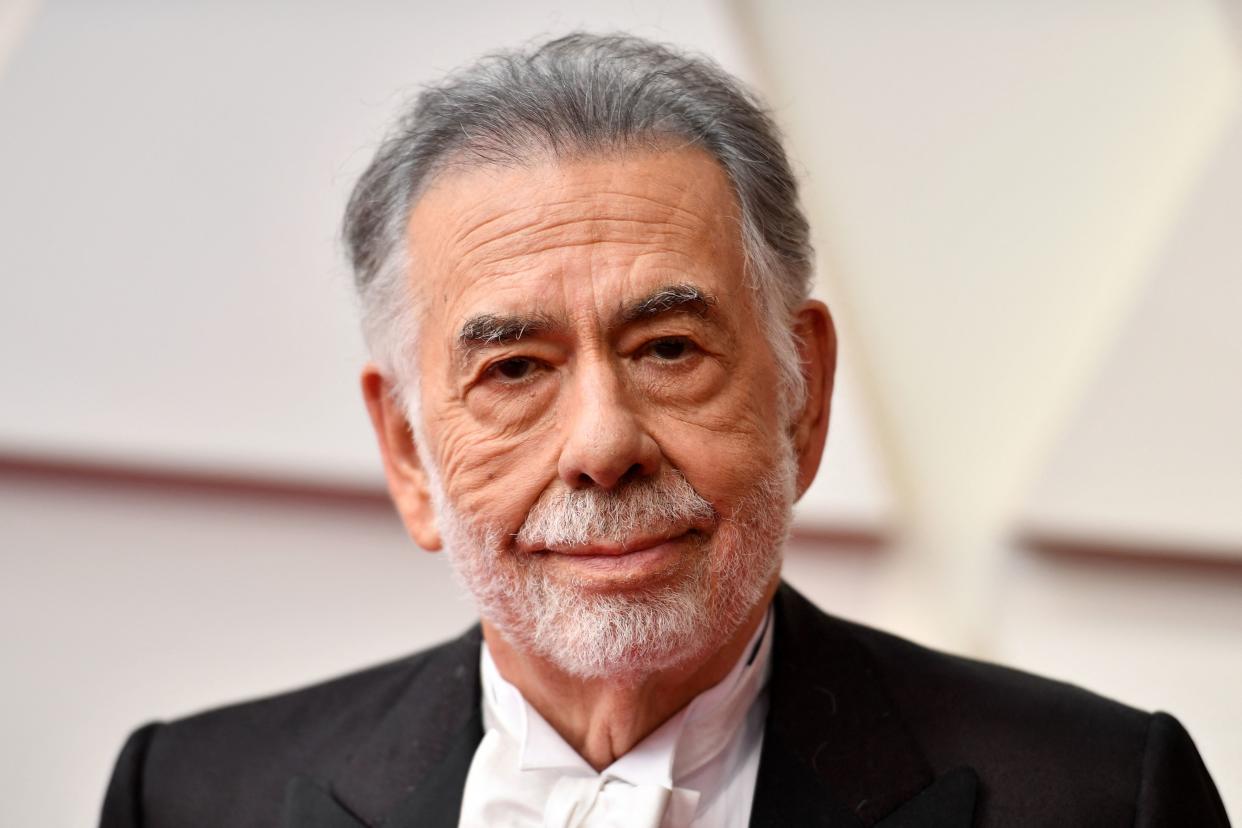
[[479, 605, 774, 789]]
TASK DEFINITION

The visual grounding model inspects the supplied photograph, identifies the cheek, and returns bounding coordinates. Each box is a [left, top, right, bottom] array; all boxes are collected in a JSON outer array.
[[429, 403, 559, 533], [650, 383, 788, 513], [670, 430, 785, 513]]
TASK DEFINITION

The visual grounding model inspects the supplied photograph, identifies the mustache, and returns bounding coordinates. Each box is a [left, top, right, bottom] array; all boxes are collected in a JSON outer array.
[[513, 469, 716, 549]]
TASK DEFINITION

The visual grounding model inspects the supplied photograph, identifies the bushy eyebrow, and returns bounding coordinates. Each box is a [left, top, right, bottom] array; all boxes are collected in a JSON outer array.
[[457, 312, 560, 352], [618, 283, 717, 325], [455, 283, 717, 360]]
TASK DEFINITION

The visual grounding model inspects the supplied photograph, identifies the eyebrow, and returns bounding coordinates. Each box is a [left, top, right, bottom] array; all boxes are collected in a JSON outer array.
[[457, 312, 560, 352], [617, 283, 717, 325], [454, 283, 718, 358]]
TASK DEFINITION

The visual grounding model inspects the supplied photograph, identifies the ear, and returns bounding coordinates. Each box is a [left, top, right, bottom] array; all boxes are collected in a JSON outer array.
[[360, 363, 443, 551], [789, 300, 837, 499]]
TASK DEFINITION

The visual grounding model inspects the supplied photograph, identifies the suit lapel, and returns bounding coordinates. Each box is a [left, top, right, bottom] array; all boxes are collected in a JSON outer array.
[[379, 722, 484, 828], [749, 584, 977, 827], [283, 776, 369, 828], [282, 625, 485, 828], [874, 767, 977, 827], [281, 585, 976, 827]]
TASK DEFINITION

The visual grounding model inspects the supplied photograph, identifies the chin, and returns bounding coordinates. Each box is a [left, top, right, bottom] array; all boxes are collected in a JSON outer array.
[[491, 543, 779, 682], [438, 444, 797, 682]]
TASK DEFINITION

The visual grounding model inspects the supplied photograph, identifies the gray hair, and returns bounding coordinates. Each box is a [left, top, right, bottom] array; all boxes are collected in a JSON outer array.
[[343, 32, 814, 414]]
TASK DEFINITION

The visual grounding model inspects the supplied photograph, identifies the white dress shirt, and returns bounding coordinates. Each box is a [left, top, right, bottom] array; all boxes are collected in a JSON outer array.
[[457, 608, 773, 828]]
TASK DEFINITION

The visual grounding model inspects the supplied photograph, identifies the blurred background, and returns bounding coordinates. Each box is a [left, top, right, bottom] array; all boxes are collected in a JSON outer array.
[[1, 1, 1239, 824]]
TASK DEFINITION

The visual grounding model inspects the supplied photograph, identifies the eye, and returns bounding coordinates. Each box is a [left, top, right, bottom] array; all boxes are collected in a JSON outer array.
[[488, 357, 539, 382], [644, 337, 695, 362]]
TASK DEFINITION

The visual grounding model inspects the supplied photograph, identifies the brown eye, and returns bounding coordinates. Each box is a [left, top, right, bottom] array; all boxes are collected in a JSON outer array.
[[493, 358, 536, 381], [648, 337, 691, 361]]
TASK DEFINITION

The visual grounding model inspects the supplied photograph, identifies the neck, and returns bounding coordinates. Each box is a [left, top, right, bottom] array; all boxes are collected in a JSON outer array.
[[482, 579, 778, 772]]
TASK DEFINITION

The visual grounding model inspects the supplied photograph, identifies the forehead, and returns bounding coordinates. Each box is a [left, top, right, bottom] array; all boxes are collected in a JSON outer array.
[[404, 147, 747, 330]]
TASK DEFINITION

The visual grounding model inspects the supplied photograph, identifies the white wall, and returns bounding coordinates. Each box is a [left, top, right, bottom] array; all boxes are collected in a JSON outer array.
[[2, 1, 1239, 825], [1021, 108, 1242, 549], [741, 0, 1242, 548]]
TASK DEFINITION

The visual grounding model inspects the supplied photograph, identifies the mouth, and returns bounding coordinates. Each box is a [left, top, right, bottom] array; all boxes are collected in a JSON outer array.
[[529, 530, 702, 586], [543, 531, 689, 557]]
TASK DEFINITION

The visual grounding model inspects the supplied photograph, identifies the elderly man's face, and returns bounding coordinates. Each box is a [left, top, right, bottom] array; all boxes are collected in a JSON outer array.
[[364, 147, 833, 676]]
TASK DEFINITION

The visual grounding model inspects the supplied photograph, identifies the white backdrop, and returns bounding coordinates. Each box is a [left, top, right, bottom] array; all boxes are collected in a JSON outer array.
[[1, 1, 1239, 825]]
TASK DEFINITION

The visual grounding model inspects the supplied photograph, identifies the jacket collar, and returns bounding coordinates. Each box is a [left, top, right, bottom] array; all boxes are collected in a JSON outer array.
[[748, 584, 976, 827], [282, 624, 486, 827], [282, 584, 976, 828]]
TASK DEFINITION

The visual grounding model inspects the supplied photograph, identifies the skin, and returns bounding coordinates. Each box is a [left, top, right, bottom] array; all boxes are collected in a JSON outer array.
[[361, 146, 836, 770]]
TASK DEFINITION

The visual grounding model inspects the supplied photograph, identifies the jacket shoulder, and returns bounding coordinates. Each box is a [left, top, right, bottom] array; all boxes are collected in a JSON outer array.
[[109, 626, 481, 828], [160, 625, 479, 750], [844, 615, 1229, 825], [776, 585, 1155, 823], [780, 585, 1151, 749], [843, 615, 1151, 759]]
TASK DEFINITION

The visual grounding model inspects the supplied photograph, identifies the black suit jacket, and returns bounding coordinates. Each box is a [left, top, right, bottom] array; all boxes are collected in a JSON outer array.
[[100, 583, 1229, 827]]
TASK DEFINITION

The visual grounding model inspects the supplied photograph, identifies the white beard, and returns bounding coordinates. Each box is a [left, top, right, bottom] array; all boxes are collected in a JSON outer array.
[[423, 443, 797, 680]]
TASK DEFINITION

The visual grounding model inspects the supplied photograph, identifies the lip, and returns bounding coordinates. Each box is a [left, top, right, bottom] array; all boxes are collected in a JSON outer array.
[[532, 530, 698, 586], [542, 532, 684, 557]]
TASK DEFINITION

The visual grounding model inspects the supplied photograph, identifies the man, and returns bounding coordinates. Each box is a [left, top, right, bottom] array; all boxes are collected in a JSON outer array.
[[100, 33, 1228, 828]]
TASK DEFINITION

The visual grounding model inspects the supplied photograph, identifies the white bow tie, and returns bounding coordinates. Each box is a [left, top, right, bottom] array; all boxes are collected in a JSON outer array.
[[458, 728, 701, 828]]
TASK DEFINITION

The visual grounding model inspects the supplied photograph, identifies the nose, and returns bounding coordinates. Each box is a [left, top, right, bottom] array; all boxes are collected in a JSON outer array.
[[557, 359, 661, 490]]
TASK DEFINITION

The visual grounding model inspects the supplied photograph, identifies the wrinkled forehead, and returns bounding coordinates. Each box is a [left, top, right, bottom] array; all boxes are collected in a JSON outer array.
[[403, 147, 750, 338]]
